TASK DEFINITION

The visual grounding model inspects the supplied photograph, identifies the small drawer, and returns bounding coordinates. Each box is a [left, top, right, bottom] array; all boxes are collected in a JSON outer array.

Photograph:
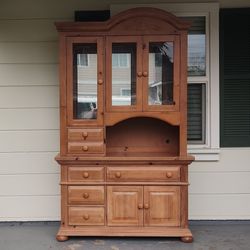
[[107, 166, 180, 182], [68, 207, 104, 226], [68, 128, 103, 142], [68, 142, 104, 154], [68, 166, 104, 182], [68, 186, 104, 205]]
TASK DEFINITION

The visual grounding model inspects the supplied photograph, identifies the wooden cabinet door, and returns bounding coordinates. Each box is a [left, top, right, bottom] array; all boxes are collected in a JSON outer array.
[[66, 37, 104, 126], [107, 186, 143, 226], [144, 186, 180, 226], [106, 36, 143, 112], [142, 35, 180, 112]]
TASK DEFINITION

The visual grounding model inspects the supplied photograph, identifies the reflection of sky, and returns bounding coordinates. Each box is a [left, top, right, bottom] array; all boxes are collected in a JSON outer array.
[[188, 35, 205, 57]]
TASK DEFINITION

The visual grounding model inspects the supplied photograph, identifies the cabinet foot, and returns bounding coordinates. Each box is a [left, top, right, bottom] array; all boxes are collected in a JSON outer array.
[[181, 236, 193, 243], [56, 235, 69, 242]]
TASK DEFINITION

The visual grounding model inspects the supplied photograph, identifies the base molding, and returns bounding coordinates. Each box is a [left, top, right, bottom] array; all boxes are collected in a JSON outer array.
[[57, 226, 193, 242]]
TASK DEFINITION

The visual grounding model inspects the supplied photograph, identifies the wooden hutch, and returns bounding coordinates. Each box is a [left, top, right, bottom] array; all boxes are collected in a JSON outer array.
[[55, 7, 194, 242]]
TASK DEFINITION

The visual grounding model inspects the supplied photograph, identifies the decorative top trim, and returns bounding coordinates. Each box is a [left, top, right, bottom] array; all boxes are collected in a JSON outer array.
[[55, 7, 191, 33]]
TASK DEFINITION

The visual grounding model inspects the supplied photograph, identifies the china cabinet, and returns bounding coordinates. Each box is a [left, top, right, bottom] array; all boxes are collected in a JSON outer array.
[[55, 7, 194, 242]]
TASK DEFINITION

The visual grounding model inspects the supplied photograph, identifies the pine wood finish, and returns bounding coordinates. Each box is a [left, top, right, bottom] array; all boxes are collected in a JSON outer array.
[[55, 7, 193, 242]]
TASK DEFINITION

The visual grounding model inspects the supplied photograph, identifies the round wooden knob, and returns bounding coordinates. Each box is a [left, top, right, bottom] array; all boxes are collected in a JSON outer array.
[[98, 79, 103, 85], [137, 72, 142, 77], [82, 146, 88, 151], [166, 172, 173, 178], [144, 204, 149, 209], [115, 172, 121, 178], [83, 172, 89, 178], [83, 193, 89, 199], [143, 71, 148, 77], [82, 132, 88, 139], [83, 214, 89, 220], [138, 204, 143, 209]]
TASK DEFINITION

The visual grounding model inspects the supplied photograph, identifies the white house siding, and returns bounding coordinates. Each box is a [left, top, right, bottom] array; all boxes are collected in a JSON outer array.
[[0, 0, 249, 221]]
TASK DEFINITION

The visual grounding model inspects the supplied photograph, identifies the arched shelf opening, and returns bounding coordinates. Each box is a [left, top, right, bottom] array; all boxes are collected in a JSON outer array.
[[106, 117, 179, 157]]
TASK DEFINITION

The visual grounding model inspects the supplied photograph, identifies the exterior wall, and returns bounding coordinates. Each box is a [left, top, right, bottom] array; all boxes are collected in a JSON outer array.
[[0, 0, 250, 221]]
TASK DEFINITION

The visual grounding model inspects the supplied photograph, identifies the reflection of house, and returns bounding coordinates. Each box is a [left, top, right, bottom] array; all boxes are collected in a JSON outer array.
[[77, 43, 174, 106]]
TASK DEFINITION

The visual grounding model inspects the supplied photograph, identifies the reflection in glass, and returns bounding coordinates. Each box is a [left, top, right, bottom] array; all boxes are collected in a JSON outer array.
[[73, 43, 97, 119], [148, 42, 174, 105], [112, 43, 136, 106], [188, 34, 206, 76]]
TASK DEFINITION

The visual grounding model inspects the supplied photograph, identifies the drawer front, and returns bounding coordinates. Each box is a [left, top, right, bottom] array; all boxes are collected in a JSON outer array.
[[68, 166, 104, 182], [68, 207, 104, 226], [68, 186, 104, 205], [68, 142, 104, 154], [107, 166, 180, 182], [68, 128, 103, 142]]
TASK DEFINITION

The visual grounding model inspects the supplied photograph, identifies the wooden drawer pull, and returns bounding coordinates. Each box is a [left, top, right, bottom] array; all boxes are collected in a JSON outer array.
[[144, 204, 149, 209], [143, 71, 148, 77], [83, 193, 89, 199], [115, 172, 121, 178], [138, 204, 143, 209], [82, 132, 88, 139], [98, 79, 103, 85], [137, 71, 142, 77], [82, 172, 89, 178], [82, 146, 89, 151], [83, 214, 89, 220], [166, 172, 173, 178]]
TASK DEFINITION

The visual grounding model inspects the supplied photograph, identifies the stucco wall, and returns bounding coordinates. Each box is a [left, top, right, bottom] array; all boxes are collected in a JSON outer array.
[[0, 0, 249, 221]]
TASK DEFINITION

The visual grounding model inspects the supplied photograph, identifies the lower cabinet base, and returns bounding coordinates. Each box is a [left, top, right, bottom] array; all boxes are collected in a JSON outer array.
[[56, 226, 193, 242]]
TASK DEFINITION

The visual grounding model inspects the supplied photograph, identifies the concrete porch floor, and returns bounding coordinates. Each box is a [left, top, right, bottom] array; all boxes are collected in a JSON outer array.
[[0, 221, 249, 250]]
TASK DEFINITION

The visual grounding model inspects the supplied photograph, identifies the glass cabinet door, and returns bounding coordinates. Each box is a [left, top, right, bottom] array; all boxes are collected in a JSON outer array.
[[67, 37, 103, 125], [143, 36, 180, 111], [106, 37, 142, 111]]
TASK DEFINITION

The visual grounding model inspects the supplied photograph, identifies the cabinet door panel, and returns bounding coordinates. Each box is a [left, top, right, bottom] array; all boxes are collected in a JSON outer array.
[[106, 36, 143, 112], [66, 37, 104, 126], [107, 186, 143, 226], [144, 186, 180, 226], [142, 35, 180, 112]]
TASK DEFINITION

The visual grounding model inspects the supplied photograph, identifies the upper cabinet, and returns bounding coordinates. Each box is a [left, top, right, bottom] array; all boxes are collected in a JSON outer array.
[[56, 7, 190, 127], [106, 35, 180, 112]]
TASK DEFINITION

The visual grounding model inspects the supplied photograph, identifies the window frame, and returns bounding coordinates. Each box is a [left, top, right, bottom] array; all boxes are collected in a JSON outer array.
[[111, 3, 220, 161]]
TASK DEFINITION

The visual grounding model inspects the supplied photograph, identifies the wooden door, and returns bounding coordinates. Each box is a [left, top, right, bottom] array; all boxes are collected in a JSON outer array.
[[142, 35, 180, 112], [66, 37, 104, 126], [106, 36, 143, 112], [107, 186, 143, 226], [144, 186, 180, 226]]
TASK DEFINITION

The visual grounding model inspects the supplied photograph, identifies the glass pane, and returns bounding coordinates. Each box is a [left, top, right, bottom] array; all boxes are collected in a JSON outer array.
[[112, 43, 136, 106], [148, 42, 174, 105], [188, 34, 206, 76], [187, 83, 206, 143], [181, 16, 206, 76], [73, 43, 97, 119]]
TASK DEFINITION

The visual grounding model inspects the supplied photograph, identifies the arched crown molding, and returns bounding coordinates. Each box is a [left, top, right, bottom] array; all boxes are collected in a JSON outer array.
[[55, 7, 190, 34]]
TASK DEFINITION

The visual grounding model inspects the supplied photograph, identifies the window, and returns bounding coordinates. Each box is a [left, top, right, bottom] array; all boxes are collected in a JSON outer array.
[[188, 83, 206, 143], [121, 88, 131, 96], [182, 16, 207, 144], [112, 54, 129, 67], [77, 54, 89, 66]]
